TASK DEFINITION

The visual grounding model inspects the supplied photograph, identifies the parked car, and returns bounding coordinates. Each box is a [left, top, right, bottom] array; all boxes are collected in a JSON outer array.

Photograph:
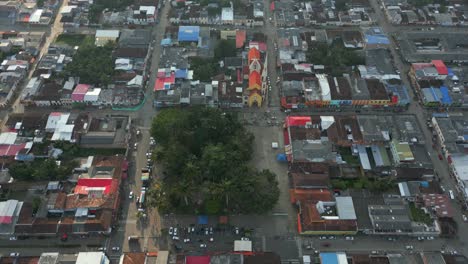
[[98, 247, 106, 251], [241, 237, 250, 241], [405, 245, 414, 250], [129, 191, 134, 199], [169, 227, 173, 235], [438, 154, 443, 160], [200, 244, 207, 248], [462, 214, 468, 222], [172, 236, 179, 240], [345, 236, 354, 241], [9, 253, 19, 257], [112, 247, 120, 251]]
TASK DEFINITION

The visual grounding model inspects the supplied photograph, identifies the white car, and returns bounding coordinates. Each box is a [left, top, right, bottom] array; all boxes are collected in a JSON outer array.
[[9, 253, 19, 257], [129, 191, 134, 199], [112, 247, 120, 251], [406, 245, 414, 250], [9, 236, 17, 241], [209, 237, 214, 242], [169, 227, 173, 235], [172, 236, 179, 240], [345, 236, 354, 241], [174, 227, 178, 236], [241, 237, 250, 241], [98, 247, 106, 251], [200, 244, 207, 248], [184, 238, 190, 243], [463, 214, 468, 222]]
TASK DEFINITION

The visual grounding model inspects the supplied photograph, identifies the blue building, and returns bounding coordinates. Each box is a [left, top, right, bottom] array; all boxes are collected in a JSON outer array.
[[178, 26, 200, 42]]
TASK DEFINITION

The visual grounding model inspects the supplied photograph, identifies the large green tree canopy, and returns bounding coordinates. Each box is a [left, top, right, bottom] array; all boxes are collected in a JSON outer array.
[[148, 108, 280, 214]]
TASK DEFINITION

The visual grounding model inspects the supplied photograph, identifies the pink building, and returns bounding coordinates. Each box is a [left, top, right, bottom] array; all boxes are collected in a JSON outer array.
[[71, 84, 90, 102]]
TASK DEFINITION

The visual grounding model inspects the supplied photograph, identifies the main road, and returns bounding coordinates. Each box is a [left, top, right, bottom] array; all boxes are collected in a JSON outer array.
[[110, 1, 171, 253]]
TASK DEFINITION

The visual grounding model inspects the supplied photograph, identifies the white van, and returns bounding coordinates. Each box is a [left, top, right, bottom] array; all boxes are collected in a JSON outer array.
[[449, 190, 455, 200]]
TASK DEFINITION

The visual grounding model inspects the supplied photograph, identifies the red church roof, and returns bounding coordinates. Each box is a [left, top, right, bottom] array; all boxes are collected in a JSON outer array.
[[248, 47, 260, 63], [248, 71, 261, 88]]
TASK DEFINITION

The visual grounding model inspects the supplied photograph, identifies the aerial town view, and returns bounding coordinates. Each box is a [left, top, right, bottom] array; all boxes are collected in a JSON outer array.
[[0, 0, 467, 263]]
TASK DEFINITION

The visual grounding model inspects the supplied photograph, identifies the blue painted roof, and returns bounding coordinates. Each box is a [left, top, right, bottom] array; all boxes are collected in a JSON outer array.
[[447, 67, 454, 77], [385, 84, 410, 105], [198, 215, 208, 224], [440, 86, 452, 104], [175, 69, 188, 79], [365, 34, 390, 45], [178, 26, 200, 42], [320, 253, 338, 264], [161, 38, 172, 46]]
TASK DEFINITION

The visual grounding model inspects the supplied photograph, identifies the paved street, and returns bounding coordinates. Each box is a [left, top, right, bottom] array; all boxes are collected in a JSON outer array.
[[112, 0, 171, 254]]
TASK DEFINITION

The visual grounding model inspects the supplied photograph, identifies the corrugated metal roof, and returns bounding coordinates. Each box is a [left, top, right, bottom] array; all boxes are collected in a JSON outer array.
[[336, 197, 357, 220]]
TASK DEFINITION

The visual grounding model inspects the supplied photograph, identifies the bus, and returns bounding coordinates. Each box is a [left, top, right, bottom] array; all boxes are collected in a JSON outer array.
[[139, 190, 146, 210]]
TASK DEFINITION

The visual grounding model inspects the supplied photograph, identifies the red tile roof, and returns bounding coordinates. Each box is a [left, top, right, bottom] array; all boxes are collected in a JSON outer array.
[[186, 256, 210, 264], [285, 116, 311, 127], [154, 72, 175, 91]]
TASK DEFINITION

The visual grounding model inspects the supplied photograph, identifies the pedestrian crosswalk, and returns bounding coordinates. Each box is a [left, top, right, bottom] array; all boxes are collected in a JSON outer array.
[[281, 259, 300, 264]]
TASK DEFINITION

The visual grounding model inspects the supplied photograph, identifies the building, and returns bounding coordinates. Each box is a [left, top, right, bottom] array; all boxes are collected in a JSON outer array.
[[95, 30, 120, 46], [178, 26, 200, 43], [76, 252, 109, 264], [246, 47, 267, 107], [15, 156, 126, 237]]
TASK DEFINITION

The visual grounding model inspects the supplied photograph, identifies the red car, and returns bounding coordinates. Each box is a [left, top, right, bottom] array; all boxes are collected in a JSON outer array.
[[438, 154, 443, 160]]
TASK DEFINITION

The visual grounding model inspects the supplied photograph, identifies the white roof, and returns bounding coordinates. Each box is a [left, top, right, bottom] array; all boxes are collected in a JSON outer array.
[[336, 196, 357, 220], [51, 124, 74, 141], [234, 240, 252, 251], [0, 200, 18, 218], [139, 6, 156, 14], [95, 30, 120, 38], [29, 9, 43, 23], [452, 154, 468, 181], [317, 74, 331, 101], [46, 112, 70, 131], [320, 116, 335, 130], [61, 5, 77, 14], [128, 75, 143, 86], [0, 132, 18, 145], [221, 7, 234, 21], [76, 252, 109, 264], [86, 88, 101, 96]]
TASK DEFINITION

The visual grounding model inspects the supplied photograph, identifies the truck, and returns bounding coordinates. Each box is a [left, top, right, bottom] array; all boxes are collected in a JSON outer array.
[[141, 171, 150, 187]]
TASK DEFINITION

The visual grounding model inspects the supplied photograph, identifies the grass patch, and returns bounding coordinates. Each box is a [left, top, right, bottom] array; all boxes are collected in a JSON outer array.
[[77, 148, 126, 156], [55, 34, 90, 46], [331, 177, 396, 193], [409, 202, 433, 225], [338, 147, 360, 166]]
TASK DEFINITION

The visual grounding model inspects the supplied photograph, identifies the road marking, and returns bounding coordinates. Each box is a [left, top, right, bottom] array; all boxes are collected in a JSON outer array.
[[272, 213, 288, 216]]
